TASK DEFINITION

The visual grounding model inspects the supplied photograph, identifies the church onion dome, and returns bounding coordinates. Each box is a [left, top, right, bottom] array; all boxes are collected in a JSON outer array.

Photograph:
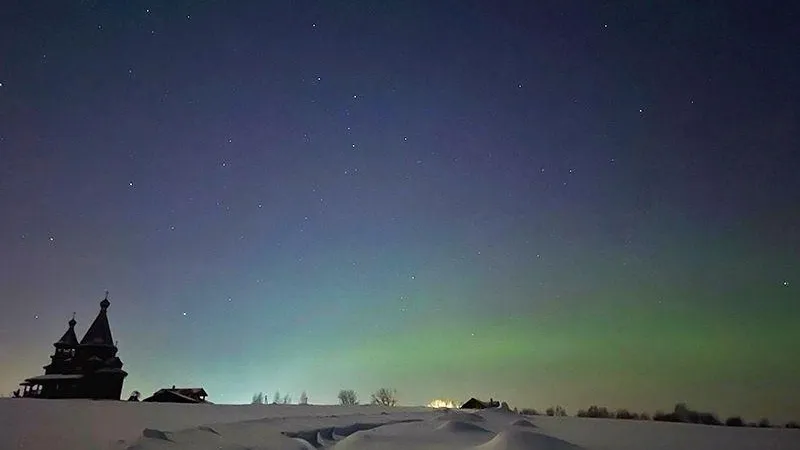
[[55, 315, 79, 348], [80, 294, 115, 347]]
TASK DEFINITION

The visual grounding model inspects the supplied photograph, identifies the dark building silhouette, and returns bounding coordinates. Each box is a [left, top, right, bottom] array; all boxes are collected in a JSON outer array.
[[143, 386, 210, 403], [461, 397, 500, 409], [19, 294, 127, 400]]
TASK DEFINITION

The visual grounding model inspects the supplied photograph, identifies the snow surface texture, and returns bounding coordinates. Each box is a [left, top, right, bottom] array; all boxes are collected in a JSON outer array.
[[2, 399, 798, 450]]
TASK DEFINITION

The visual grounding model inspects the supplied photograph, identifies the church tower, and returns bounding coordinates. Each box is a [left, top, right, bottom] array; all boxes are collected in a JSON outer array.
[[43, 315, 79, 375], [76, 293, 127, 399]]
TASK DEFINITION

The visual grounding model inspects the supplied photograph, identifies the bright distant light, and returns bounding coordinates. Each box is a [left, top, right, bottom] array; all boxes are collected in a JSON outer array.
[[427, 399, 457, 409]]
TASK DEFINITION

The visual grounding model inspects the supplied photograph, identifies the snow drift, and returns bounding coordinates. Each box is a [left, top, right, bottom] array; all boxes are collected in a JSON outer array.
[[2, 398, 798, 450]]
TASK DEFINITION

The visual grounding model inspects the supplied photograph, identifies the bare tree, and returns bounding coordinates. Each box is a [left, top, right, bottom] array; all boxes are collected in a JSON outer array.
[[273, 390, 281, 404], [546, 405, 567, 417], [370, 388, 398, 406], [252, 392, 265, 404], [283, 393, 292, 404], [299, 390, 308, 405], [338, 389, 358, 406]]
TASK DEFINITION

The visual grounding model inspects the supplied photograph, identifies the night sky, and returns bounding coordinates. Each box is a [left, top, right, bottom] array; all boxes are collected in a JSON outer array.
[[1, 1, 798, 421]]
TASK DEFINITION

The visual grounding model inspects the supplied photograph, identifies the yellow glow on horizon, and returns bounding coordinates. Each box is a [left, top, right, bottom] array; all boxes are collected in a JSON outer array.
[[427, 399, 457, 408]]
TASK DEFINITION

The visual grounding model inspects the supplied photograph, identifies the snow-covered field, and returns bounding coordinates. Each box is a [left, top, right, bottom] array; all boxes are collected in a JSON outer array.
[[2, 399, 797, 450]]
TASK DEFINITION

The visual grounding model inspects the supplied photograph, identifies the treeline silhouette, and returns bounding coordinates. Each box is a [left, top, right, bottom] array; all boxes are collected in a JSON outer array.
[[519, 403, 799, 429]]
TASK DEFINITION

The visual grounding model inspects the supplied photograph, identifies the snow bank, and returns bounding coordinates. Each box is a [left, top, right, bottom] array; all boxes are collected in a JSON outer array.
[[1, 399, 428, 450], [475, 429, 583, 450], [2, 398, 798, 450]]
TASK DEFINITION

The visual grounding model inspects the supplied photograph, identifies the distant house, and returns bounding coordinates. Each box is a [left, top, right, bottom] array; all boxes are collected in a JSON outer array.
[[142, 386, 210, 403], [461, 397, 500, 409], [19, 294, 128, 400]]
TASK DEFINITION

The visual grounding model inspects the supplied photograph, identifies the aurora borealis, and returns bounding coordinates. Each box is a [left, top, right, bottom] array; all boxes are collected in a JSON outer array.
[[1, 1, 798, 422]]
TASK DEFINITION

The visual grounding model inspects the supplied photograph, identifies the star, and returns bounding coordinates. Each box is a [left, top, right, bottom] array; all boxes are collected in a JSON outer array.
[[182, 311, 187, 316], [49, 236, 55, 242], [128, 181, 134, 188], [783, 281, 790, 287]]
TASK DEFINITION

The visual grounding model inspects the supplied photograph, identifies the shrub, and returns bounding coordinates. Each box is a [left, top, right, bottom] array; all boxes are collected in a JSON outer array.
[[758, 418, 771, 428], [338, 389, 358, 406], [546, 405, 567, 417], [520, 408, 540, 416], [697, 412, 722, 426], [371, 388, 398, 406], [785, 421, 799, 429], [653, 403, 721, 425], [577, 405, 611, 418], [725, 416, 744, 427], [653, 411, 680, 422], [251, 392, 265, 404], [615, 409, 636, 420]]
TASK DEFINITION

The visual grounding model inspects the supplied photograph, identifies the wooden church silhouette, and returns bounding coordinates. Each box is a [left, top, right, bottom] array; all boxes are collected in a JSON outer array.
[[19, 293, 127, 399]]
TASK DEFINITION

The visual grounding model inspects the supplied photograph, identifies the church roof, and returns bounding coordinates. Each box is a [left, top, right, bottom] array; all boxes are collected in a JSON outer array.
[[460, 397, 500, 409], [143, 387, 208, 403], [95, 367, 127, 375], [25, 374, 84, 382], [79, 295, 115, 346], [55, 316, 78, 348]]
